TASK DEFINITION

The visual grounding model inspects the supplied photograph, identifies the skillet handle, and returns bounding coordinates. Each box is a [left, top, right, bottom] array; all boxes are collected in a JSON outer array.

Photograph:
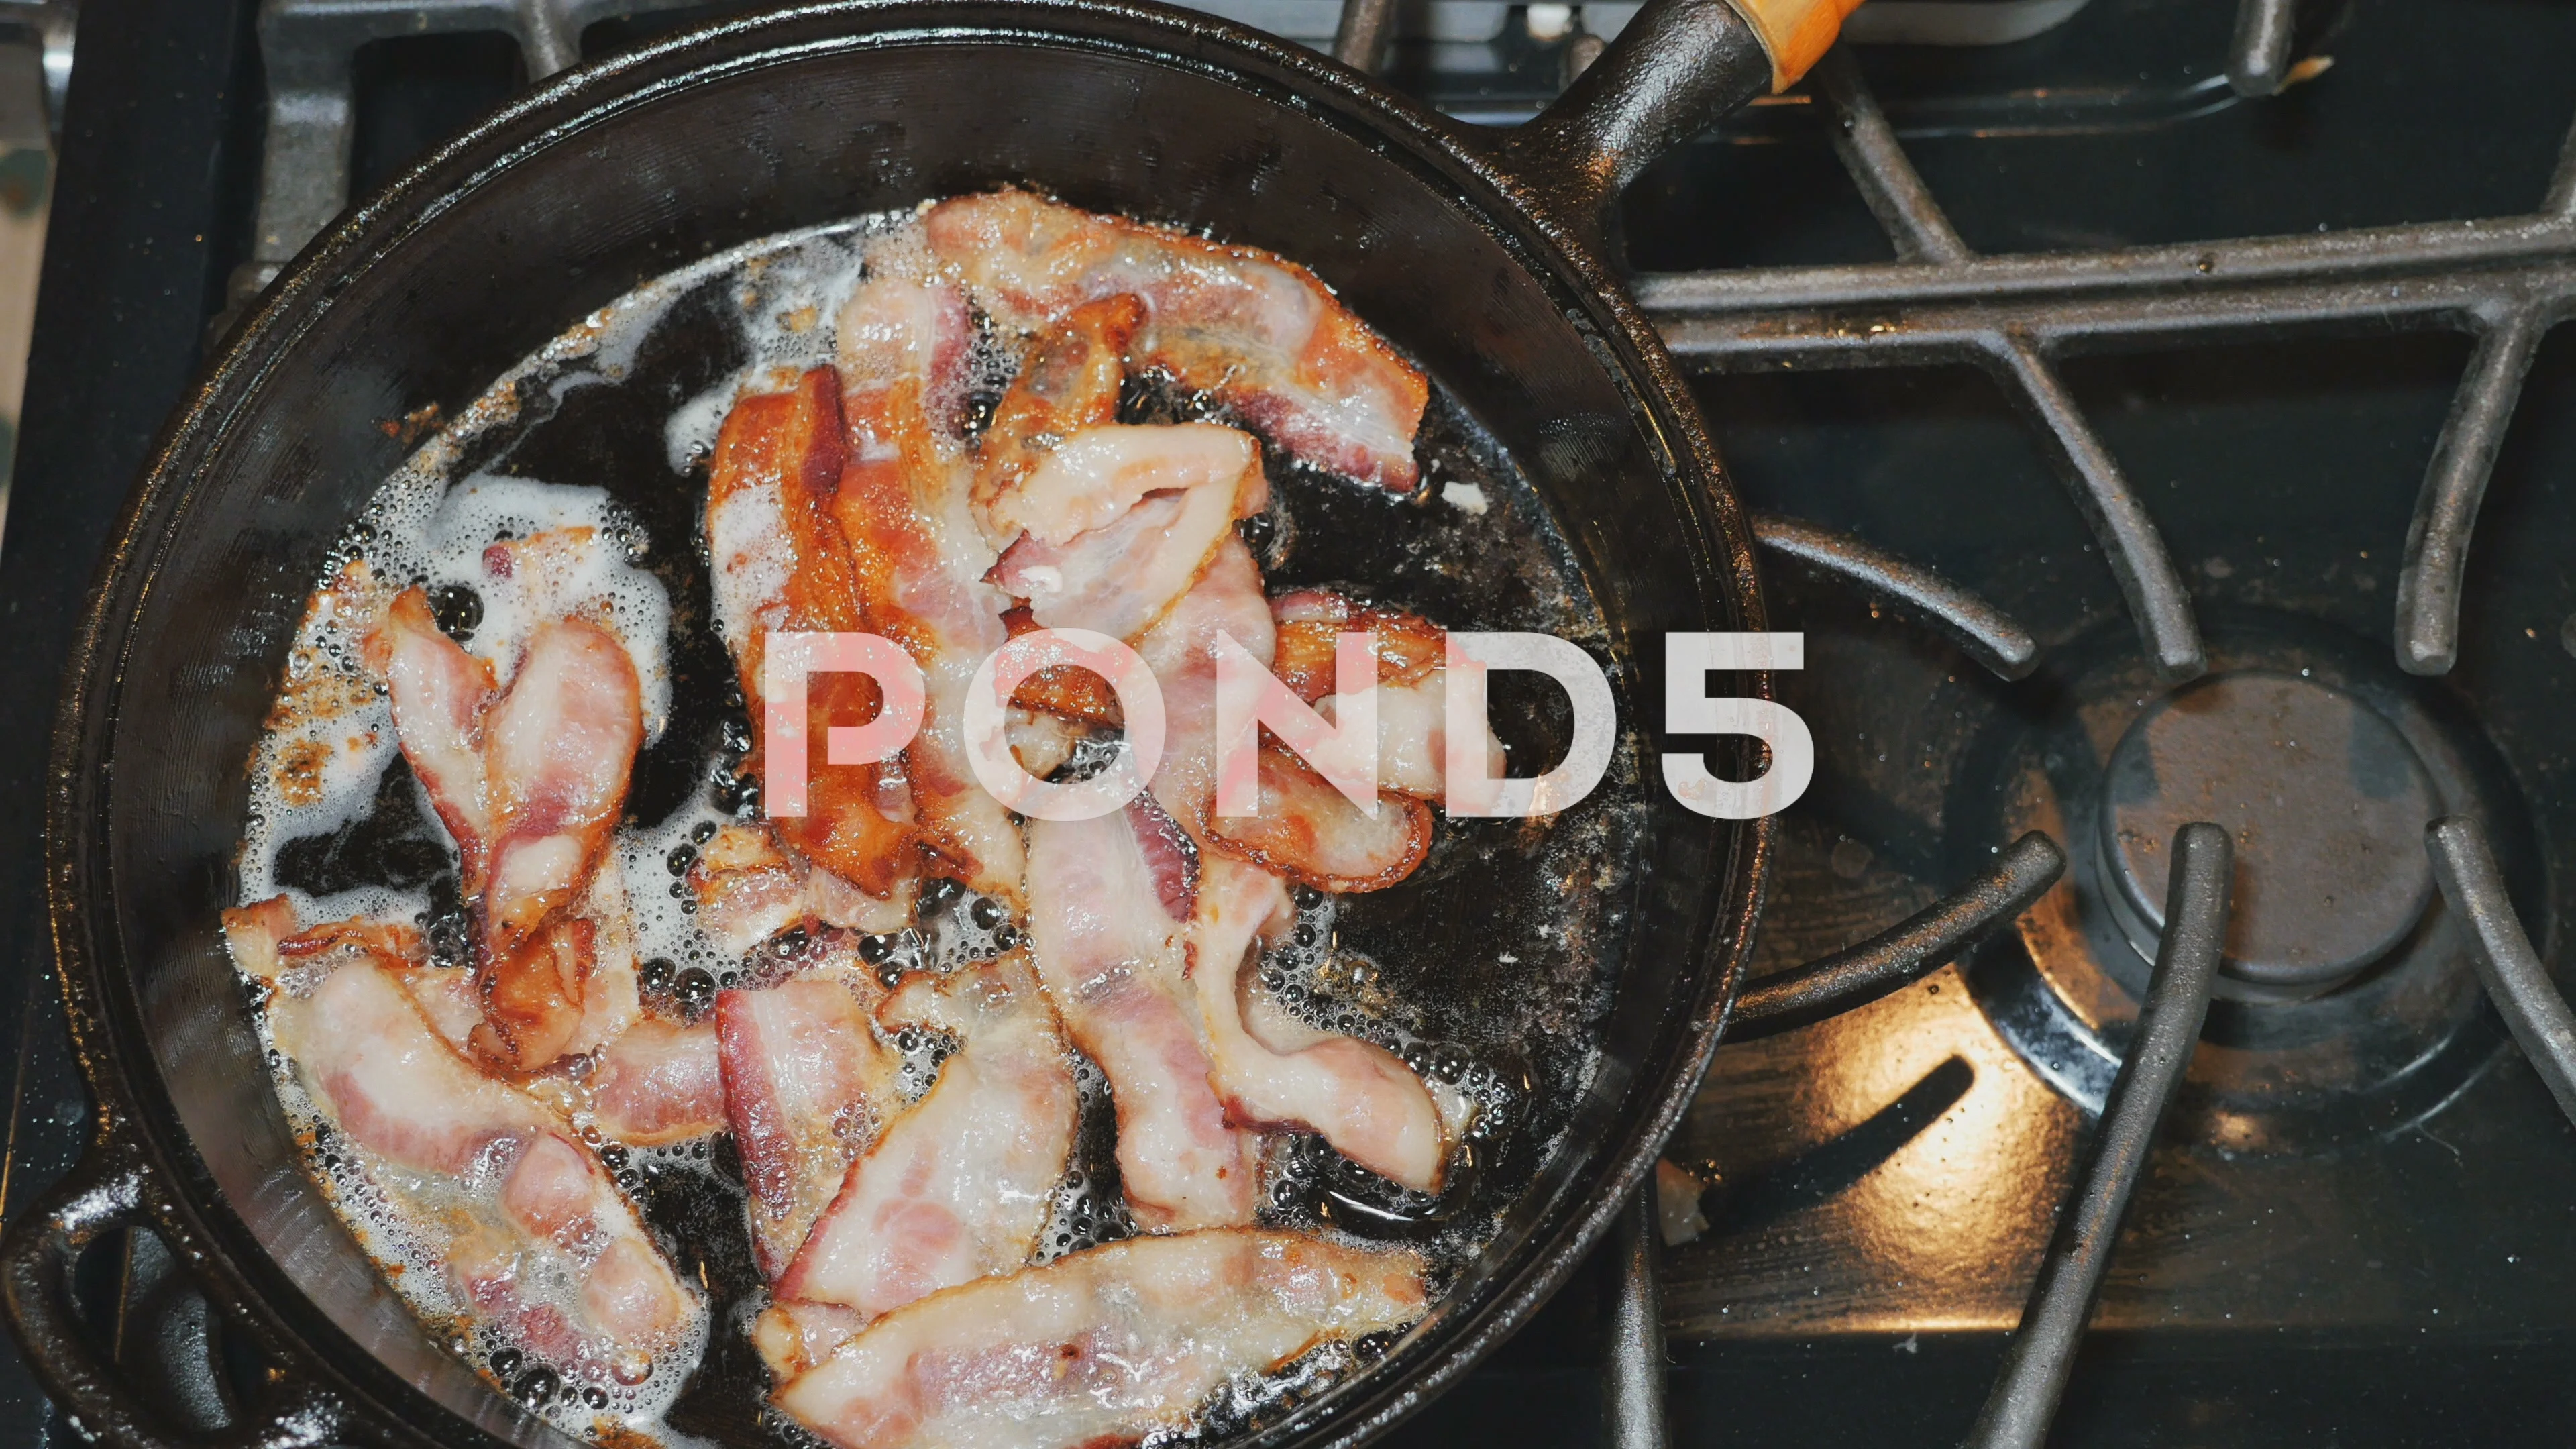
[[1727, 0, 1874, 92], [0, 1126, 346, 1449], [1497, 0, 1866, 244]]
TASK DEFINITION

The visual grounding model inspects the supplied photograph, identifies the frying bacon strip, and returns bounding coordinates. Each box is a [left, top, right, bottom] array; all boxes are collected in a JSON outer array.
[[1188, 857, 1450, 1193], [718, 947, 903, 1279], [988, 423, 1268, 643], [707, 368, 921, 898], [925, 190, 1430, 491], [1026, 805, 1258, 1232], [481, 617, 643, 961], [383, 862, 642, 1071], [972, 294, 1143, 532], [480, 917, 598, 1070], [992, 422, 1260, 551], [588, 1018, 727, 1146], [1132, 541, 1433, 894], [1353, 674, 1499, 802], [370, 589, 495, 867], [1132, 536, 1275, 837], [766, 957, 1077, 1360], [772, 1230, 1427, 1449], [832, 262, 1025, 902], [224, 897, 697, 1378], [367, 590, 645, 1072], [999, 604, 1123, 728], [1204, 747, 1433, 894], [688, 822, 911, 957], [1269, 590, 1442, 698], [282, 918, 502, 1067], [1272, 589, 1503, 802], [269, 912, 423, 967]]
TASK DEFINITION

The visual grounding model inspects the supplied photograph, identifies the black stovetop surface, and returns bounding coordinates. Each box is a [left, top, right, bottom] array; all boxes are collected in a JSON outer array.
[[6, 1, 2575, 1444]]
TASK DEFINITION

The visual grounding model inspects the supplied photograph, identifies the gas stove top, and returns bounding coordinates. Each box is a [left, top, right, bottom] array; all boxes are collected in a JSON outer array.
[[5, 0, 2574, 1444]]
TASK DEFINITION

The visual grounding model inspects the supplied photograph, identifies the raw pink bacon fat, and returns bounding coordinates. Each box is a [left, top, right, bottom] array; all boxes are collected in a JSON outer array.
[[366, 588, 646, 1073], [766, 957, 1077, 1358], [718, 955, 903, 1279], [1026, 806, 1260, 1231], [925, 189, 1430, 490], [773, 1230, 1427, 1449], [224, 898, 698, 1386], [586, 1018, 726, 1147]]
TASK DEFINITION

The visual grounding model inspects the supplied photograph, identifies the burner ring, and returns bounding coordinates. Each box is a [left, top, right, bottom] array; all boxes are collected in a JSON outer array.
[[1951, 612, 2537, 1155], [2096, 670, 2439, 1002]]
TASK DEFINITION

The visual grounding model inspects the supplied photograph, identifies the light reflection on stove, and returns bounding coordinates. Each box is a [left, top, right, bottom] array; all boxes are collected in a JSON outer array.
[[1662, 821, 2084, 1336]]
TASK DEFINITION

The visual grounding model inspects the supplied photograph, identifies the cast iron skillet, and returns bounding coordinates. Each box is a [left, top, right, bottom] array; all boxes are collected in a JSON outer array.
[[1, 0, 1856, 1443]]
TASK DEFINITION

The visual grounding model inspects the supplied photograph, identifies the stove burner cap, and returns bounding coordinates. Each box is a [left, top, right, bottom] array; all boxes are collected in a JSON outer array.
[[2099, 670, 2436, 1001]]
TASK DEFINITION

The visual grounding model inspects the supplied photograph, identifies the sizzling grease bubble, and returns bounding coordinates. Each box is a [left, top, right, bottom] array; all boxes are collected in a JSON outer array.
[[916, 888, 1014, 970], [1034, 1054, 1135, 1266], [427, 583, 484, 641], [616, 784, 747, 987], [890, 1024, 955, 1108], [671, 967, 718, 1017]]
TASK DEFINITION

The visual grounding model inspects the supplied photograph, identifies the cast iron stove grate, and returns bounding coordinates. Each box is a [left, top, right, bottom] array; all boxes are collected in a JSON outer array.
[[1615, 2, 2576, 1445]]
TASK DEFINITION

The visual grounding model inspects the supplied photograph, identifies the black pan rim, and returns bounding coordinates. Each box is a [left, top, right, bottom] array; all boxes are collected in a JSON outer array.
[[36, 3, 1774, 1445]]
